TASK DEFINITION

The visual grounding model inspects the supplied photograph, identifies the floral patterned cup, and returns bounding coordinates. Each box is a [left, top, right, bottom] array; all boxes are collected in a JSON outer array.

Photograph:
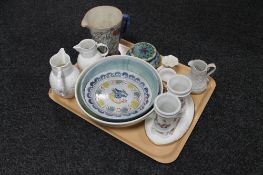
[[81, 6, 130, 55], [153, 93, 181, 136]]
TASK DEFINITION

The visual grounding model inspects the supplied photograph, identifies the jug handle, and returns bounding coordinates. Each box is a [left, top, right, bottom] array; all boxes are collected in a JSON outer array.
[[97, 43, 109, 57], [122, 14, 130, 35], [56, 68, 66, 97], [207, 63, 216, 76]]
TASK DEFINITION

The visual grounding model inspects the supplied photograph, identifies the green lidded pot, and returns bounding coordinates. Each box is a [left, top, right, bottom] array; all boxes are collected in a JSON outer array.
[[126, 42, 161, 68]]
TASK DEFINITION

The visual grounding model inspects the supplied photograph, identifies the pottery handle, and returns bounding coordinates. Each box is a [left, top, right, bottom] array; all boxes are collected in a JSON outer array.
[[121, 14, 130, 36], [56, 69, 66, 96], [97, 43, 109, 57], [207, 63, 216, 76]]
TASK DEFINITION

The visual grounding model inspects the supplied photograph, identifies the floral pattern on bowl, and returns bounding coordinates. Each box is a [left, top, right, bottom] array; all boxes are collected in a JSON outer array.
[[84, 70, 152, 120]]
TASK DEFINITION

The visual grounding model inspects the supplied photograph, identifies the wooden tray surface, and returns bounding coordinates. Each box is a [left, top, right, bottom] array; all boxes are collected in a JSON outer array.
[[48, 39, 216, 163]]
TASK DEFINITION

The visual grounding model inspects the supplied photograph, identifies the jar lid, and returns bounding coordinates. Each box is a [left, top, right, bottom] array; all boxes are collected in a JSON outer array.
[[127, 42, 157, 62]]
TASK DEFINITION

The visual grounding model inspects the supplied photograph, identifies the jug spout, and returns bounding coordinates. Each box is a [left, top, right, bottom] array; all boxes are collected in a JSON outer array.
[[188, 60, 194, 68], [73, 45, 82, 53], [57, 48, 66, 60]]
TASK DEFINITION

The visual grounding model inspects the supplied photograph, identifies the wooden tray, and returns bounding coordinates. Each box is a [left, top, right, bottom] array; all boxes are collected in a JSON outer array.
[[48, 39, 216, 164]]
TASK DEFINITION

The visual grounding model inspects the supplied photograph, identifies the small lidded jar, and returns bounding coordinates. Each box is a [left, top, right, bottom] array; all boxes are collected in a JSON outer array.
[[126, 42, 161, 68]]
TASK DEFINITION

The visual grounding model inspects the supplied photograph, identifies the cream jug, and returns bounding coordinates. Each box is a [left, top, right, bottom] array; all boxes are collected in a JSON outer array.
[[187, 59, 216, 93], [49, 48, 80, 98], [73, 39, 109, 71]]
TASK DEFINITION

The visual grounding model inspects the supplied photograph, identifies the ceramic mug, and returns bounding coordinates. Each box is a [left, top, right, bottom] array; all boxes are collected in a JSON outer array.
[[167, 75, 192, 113], [81, 6, 130, 55], [153, 93, 181, 136]]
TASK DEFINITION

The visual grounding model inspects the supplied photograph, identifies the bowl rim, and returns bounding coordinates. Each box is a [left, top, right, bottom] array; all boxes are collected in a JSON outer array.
[[75, 55, 163, 126]]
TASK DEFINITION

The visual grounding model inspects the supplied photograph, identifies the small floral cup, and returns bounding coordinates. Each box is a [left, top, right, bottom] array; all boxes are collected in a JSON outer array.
[[153, 93, 181, 136]]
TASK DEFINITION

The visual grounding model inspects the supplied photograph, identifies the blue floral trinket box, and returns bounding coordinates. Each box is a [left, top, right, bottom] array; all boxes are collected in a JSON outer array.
[[126, 42, 161, 68]]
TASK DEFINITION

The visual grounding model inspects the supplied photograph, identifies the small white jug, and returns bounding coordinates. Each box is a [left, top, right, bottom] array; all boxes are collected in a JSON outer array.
[[49, 48, 80, 98], [188, 59, 216, 93], [73, 39, 109, 71]]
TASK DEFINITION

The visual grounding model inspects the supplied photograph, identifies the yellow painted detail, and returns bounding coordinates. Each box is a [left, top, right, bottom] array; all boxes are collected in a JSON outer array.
[[97, 99, 105, 107], [131, 99, 139, 109]]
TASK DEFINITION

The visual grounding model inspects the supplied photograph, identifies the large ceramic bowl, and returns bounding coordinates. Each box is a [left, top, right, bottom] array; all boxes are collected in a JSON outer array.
[[75, 55, 163, 127]]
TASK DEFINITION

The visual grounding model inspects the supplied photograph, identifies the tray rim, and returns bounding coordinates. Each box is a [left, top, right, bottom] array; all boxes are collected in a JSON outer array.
[[48, 39, 216, 164]]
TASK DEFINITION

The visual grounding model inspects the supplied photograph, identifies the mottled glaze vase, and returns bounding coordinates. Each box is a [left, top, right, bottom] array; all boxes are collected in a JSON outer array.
[[81, 6, 130, 55]]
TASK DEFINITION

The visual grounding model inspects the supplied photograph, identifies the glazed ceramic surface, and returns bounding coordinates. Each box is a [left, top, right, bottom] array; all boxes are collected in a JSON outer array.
[[81, 6, 130, 55], [49, 48, 80, 98], [126, 42, 161, 68], [145, 95, 194, 145], [84, 70, 152, 120], [187, 59, 216, 93], [74, 39, 108, 71], [75, 55, 163, 126]]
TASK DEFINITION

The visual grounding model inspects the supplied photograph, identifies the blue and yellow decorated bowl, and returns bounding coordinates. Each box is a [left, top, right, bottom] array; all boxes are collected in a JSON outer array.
[[75, 55, 163, 127]]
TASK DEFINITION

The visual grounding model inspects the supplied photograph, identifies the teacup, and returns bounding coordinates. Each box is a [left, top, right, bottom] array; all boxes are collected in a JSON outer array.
[[167, 75, 192, 113], [153, 93, 181, 136], [81, 6, 130, 55]]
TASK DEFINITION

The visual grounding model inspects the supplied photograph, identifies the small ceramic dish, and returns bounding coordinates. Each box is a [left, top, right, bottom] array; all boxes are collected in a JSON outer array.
[[75, 55, 163, 127]]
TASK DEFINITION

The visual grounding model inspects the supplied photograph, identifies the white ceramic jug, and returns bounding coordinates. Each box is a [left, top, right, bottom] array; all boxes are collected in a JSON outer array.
[[73, 39, 109, 71], [187, 59, 216, 93], [49, 48, 80, 98]]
